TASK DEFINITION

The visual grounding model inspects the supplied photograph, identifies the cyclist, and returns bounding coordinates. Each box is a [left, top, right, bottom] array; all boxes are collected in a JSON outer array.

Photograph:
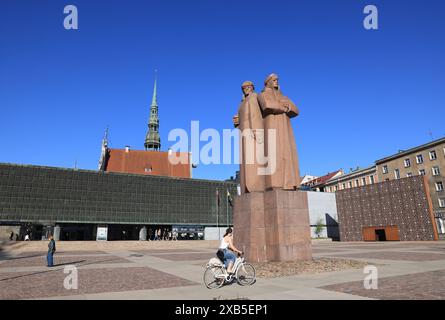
[[218, 227, 243, 274]]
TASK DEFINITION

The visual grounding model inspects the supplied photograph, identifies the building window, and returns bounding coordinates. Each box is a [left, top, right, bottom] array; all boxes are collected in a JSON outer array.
[[382, 165, 388, 174], [342, 183, 346, 190], [394, 169, 400, 179], [406, 172, 413, 177], [369, 175, 375, 184], [432, 166, 440, 176], [404, 159, 411, 168], [334, 185, 338, 192], [361, 177, 366, 186], [419, 169, 426, 176], [430, 150, 437, 160], [385, 178, 389, 181], [416, 154, 424, 164], [437, 218, 445, 234], [439, 198, 445, 208], [348, 181, 352, 188], [436, 182, 444, 191], [355, 179, 359, 187]]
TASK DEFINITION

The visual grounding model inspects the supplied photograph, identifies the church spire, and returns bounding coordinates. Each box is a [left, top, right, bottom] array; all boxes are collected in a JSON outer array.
[[144, 73, 161, 151], [98, 126, 109, 170], [151, 76, 157, 106]]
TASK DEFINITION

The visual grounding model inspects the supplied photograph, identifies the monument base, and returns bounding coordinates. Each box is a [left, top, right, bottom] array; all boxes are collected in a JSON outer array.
[[233, 189, 312, 262]]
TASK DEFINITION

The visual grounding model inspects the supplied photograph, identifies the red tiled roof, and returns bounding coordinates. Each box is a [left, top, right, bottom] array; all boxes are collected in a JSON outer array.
[[302, 170, 342, 186], [105, 149, 191, 178]]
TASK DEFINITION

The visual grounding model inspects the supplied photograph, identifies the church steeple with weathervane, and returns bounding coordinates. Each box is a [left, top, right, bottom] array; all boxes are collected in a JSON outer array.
[[144, 75, 161, 151]]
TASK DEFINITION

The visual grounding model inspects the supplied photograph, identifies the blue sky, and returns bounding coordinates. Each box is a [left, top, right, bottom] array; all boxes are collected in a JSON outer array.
[[1, 0, 444, 181]]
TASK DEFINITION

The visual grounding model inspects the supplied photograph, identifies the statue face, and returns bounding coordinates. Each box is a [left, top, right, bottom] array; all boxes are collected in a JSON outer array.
[[242, 85, 254, 95], [267, 77, 279, 89]]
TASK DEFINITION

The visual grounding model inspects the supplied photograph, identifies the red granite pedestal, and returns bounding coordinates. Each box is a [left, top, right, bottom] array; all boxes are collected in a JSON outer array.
[[233, 189, 312, 262]]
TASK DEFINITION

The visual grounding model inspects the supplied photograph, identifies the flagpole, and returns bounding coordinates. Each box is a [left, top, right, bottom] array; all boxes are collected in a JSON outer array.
[[226, 188, 229, 227], [216, 188, 220, 239]]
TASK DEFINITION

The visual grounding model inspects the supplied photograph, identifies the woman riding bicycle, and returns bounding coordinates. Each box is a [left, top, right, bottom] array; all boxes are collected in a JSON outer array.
[[218, 227, 243, 274]]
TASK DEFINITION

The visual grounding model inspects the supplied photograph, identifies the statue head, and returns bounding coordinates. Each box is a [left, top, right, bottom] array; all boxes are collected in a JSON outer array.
[[241, 81, 255, 96], [264, 73, 279, 89]]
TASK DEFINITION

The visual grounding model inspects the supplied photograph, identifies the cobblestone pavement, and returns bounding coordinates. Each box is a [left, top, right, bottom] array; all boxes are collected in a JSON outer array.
[[1, 240, 445, 300], [0, 255, 132, 268], [0, 267, 195, 299], [319, 269, 445, 300], [327, 251, 445, 261]]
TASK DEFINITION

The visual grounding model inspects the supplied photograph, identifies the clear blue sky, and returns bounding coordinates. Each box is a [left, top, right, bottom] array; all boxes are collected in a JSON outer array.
[[1, 0, 444, 181]]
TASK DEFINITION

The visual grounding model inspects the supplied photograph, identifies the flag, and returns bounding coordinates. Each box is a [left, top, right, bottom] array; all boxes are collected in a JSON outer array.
[[227, 189, 233, 207], [216, 189, 220, 206]]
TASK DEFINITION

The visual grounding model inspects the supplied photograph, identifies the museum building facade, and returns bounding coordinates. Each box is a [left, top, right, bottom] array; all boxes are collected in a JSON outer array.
[[0, 163, 236, 241]]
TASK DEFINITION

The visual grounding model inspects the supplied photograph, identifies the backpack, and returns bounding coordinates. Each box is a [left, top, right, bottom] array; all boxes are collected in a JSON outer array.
[[216, 249, 225, 262]]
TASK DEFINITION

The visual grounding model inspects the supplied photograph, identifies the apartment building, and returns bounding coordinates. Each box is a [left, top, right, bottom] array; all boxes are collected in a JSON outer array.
[[375, 137, 445, 237], [324, 166, 378, 193]]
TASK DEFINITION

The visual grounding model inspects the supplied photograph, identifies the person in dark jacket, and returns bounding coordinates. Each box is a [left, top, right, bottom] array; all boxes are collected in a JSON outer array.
[[47, 235, 56, 267]]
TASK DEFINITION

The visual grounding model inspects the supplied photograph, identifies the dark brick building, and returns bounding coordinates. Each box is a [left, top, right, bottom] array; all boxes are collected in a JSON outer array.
[[336, 175, 439, 241]]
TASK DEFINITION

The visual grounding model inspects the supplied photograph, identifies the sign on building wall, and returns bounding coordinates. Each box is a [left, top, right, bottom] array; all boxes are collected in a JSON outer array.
[[96, 226, 108, 241]]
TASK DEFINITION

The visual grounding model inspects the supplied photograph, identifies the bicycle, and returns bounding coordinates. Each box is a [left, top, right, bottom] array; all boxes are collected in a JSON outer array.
[[203, 252, 256, 289]]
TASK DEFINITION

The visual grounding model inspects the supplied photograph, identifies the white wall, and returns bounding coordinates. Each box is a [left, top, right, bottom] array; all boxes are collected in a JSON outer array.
[[307, 191, 339, 240], [204, 227, 228, 240]]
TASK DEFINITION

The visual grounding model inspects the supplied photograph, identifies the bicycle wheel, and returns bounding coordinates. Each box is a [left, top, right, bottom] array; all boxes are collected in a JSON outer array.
[[204, 266, 225, 289], [236, 263, 256, 286]]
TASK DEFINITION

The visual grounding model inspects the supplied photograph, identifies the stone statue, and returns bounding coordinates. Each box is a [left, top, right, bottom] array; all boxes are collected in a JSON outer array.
[[258, 73, 300, 190], [233, 81, 265, 193], [233, 74, 312, 262]]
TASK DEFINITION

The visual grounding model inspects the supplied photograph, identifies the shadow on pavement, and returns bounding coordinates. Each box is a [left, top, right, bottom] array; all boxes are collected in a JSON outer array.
[[0, 256, 126, 282]]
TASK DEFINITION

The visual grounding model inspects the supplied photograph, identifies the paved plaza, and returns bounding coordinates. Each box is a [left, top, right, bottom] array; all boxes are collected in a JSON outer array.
[[1, 240, 445, 300]]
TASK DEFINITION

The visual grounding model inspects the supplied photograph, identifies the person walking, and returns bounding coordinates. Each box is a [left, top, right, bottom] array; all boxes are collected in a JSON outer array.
[[9, 231, 14, 241], [47, 235, 56, 267], [148, 228, 153, 241]]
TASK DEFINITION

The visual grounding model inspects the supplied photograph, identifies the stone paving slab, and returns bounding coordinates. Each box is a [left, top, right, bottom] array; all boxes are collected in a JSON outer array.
[[329, 251, 445, 261], [2, 240, 445, 300], [331, 245, 421, 250], [0, 255, 132, 268], [311, 249, 350, 254], [15, 251, 108, 257], [423, 247, 445, 252], [150, 252, 213, 261], [319, 269, 445, 300], [133, 249, 208, 254], [2, 240, 220, 253], [0, 266, 197, 300]]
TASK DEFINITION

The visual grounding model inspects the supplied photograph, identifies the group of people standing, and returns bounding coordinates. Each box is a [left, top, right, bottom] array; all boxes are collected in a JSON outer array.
[[148, 228, 177, 241], [8, 231, 29, 241]]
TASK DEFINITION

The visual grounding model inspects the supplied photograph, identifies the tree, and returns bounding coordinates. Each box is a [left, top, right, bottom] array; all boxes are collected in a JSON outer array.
[[314, 218, 325, 238]]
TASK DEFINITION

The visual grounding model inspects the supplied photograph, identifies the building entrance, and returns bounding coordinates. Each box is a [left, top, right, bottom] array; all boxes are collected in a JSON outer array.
[[375, 229, 387, 241]]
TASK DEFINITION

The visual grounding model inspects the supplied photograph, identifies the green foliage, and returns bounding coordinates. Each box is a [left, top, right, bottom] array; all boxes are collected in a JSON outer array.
[[314, 218, 325, 238]]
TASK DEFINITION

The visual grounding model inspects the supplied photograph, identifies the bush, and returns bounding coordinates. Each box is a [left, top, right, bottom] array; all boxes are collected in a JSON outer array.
[[314, 219, 325, 238]]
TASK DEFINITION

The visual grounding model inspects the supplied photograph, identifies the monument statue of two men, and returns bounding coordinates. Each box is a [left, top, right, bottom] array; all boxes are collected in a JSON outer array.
[[233, 73, 301, 193], [232, 73, 312, 262]]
